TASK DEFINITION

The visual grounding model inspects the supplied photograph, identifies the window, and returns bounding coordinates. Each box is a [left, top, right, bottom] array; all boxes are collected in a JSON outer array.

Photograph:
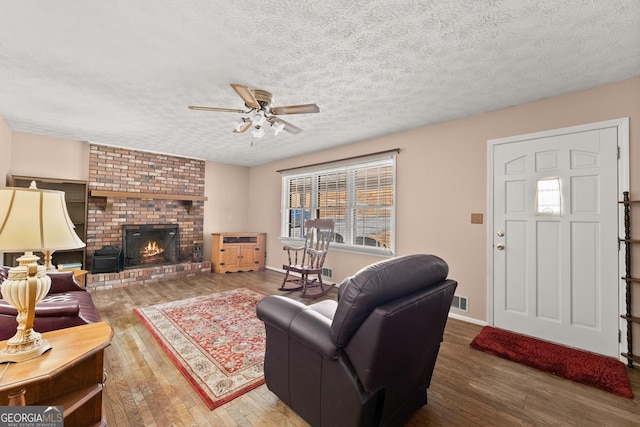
[[282, 157, 395, 254], [535, 177, 562, 216]]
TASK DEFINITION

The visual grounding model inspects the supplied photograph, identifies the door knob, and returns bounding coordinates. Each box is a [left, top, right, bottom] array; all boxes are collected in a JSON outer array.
[[497, 230, 505, 237], [496, 243, 505, 250]]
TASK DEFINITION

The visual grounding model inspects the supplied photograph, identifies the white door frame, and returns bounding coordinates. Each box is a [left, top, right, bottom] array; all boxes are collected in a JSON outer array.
[[486, 117, 630, 356]]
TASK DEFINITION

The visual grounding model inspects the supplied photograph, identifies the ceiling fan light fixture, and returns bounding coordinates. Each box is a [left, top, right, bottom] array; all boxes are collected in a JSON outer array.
[[252, 110, 265, 126], [234, 118, 249, 132], [272, 121, 285, 135], [190, 84, 319, 138], [252, 126, 265, 139]]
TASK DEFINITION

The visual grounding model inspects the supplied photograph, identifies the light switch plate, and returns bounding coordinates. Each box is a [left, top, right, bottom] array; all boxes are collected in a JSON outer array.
[[471, 213, 483, 224]]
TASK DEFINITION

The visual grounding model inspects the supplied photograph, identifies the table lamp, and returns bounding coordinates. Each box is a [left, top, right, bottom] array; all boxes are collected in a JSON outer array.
[[0, 182, 86, 362]]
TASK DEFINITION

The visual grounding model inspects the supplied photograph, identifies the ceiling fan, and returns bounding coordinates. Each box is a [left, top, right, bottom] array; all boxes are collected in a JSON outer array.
[[189, 83, 319, 138]]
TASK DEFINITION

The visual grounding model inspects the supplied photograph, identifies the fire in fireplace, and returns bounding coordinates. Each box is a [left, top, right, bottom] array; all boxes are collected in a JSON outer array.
[[122, 224, 179, 268]]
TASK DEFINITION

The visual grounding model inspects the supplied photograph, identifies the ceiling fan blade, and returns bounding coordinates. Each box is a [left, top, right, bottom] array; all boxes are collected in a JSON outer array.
[[188, 105, 246, 113], [271, 103, 320, 115], [269, 117, 303, 134], [230, 83, 260, 109], [233, 118, 253, 133]]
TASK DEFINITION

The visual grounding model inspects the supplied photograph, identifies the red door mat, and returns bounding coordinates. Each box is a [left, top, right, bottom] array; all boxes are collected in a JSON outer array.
[[470, 326, 633, 399]]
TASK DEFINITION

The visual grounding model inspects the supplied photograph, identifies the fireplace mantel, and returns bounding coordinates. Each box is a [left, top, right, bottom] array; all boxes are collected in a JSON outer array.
[[90, 190, 207, 214]]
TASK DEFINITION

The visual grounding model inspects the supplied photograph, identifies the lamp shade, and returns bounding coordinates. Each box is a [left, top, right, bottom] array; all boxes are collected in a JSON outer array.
[[0, 184, 86, 252]]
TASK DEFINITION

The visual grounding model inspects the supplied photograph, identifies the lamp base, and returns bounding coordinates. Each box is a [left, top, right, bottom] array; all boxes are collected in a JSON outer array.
[[0, 333, 51, 363], [0, 252, 53, 363]]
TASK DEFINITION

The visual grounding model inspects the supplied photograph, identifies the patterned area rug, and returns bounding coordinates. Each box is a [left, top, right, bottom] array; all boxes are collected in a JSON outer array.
[[470, 326, 633, 399], [134, 287, 267, 409]]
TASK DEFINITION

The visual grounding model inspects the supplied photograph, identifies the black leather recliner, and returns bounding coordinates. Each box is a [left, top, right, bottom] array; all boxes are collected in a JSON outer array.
[[256, 254, 457, 426]]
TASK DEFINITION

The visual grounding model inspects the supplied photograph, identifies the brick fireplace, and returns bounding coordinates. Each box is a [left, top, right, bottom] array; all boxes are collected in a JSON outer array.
[[86, 144, 209, 289]]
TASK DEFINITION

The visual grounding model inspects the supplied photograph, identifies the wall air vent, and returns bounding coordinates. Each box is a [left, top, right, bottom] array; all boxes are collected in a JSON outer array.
[[322, 267, 333, 278], [451, 295, 468, 312]]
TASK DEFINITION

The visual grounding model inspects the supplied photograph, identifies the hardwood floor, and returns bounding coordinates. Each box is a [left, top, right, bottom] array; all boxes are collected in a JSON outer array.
[[92, 270, 640, 426]]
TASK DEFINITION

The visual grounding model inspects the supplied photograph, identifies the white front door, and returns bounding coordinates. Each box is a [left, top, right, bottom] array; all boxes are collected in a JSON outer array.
[[489, 121, 624, 357]]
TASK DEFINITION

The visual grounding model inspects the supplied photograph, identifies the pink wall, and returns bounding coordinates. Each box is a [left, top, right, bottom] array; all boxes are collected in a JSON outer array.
[[249, 77, 640, 323], [0, 115, 11, 185], [202, 161, 250, 262], [0, 115, 11, 262], [10, 132, 89, 181]]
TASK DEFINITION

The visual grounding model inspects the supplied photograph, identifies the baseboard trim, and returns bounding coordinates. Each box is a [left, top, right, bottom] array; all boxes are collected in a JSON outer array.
[[265, 265, 338, 286], [449, 312, 486, 325]]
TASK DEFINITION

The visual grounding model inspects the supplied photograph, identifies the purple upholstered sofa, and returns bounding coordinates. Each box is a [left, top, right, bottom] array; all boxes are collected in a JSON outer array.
[[0, 266, 101, 341]]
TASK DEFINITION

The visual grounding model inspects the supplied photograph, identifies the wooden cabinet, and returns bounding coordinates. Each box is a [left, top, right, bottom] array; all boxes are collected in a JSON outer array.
[[211, 232, 265, 273], [0, 322, 113, 426], [5, 176, 88, 269]]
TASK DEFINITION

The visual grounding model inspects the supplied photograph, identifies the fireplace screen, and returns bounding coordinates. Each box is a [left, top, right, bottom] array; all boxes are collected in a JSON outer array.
[[122, 224, 179, 268]]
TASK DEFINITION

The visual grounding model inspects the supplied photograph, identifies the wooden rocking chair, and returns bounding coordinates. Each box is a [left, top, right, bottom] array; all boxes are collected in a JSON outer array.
[[280, 219, 335, 298]]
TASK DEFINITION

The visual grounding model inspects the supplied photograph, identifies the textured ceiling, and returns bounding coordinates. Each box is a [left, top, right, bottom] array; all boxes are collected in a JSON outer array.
[[0, 1, 638, 167]]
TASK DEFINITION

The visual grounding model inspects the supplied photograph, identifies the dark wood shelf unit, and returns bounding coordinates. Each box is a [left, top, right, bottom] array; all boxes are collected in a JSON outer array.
[[5, 175, 88, 269], [620, 191, 639, 368]]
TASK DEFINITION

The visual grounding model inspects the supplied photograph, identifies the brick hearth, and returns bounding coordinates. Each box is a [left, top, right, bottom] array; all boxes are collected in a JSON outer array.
[[87, 261, 211, 290]]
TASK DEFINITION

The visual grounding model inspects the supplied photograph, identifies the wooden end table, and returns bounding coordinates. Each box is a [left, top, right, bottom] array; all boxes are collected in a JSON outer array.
[[0, 322, 113, 426]]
